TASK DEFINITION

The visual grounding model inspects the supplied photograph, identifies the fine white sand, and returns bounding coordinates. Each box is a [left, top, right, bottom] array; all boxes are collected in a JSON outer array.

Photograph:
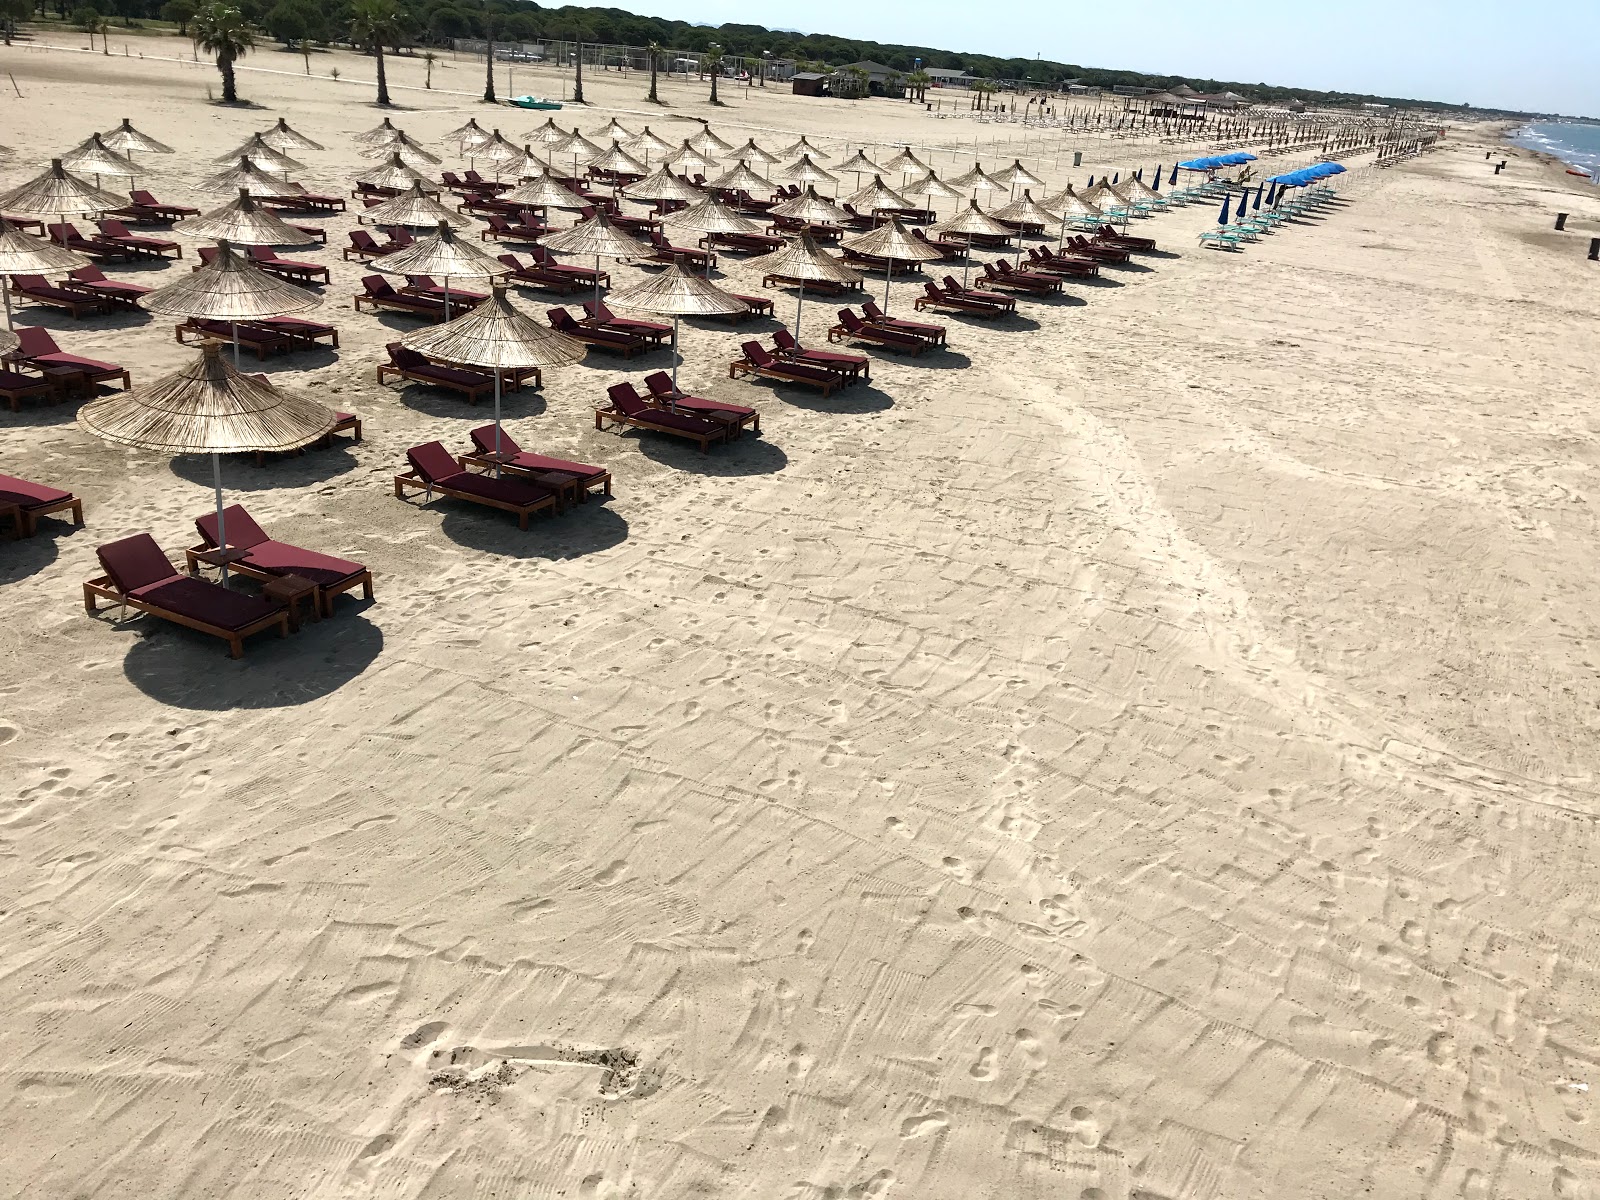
[[4, 38, 1600, 1200]]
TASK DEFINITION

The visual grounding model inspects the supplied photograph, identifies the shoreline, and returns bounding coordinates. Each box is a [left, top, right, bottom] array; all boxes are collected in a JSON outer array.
[[1503, 121, 1600, 192]]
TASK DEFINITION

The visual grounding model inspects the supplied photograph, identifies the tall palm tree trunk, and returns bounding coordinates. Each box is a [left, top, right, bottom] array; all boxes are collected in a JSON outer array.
[[374, 43, 389, 104], [219, 50, 236, 102], [648, 57, 657, 102], [709, 72, 718, 104], [573, 41, 584, 102], [483, 31, 496, 102]]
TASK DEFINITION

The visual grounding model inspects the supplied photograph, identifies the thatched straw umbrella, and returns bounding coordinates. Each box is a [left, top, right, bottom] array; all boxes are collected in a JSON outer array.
[[505, 145, 550, 179], [663, 140, 720, 178], [368, 220, 508, 319], [550, 131, 604, 179], [352, 117, 406, 146], [729, 138, 779, 166], [990, 190, 1065, 266], [0, 160, 127, 241], [175, 189, 320, 247], [449, 115, 492, 142], [992, 159, 1047, 197], [218, 133, 305, 177], [775, 135, 827, 160], [523, 117, 572, 149], [685, 125, 736, 157], [622, 164, 703, 208], [472, 130, 523, 176], [539, 209, 648, 310], [361, 131, 442, 170], [356, 153, 436, 195], [200, 157, 308, 198], [665, 194, 760, 277], [138, 238, 322, 365], [624, 126, 675, 167], [883, 147, 927, 179], [593, 117, 633, 142], [588, 140, 647, 179], [929, 200, 1014, 284], [770, 184, 848, 226], [1040, 184, 1105, 227], [605, 258, 749, 390], [841, 215, 944, 311], [98, 118, 174, 157], [79, 342, 336, 576], [843, 175, 912, 219], [401, 285, 585, 463], [777, 153, 837, 190], [501, 168, 592, 212], [709, 160, 769, 194], [260, 118, 324, 153], [836, 150, 886, 190], [902, 170, 965, 221], [358, 181, 477, 230], [60, 134, 139, 189], [745, 233, 860, 340], [0, 217, 90, 327], [948, 163, 1004, 199]]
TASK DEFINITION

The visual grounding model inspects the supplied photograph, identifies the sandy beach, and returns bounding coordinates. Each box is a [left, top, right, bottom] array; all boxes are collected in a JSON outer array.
[[4, 37, 1600, 1200]]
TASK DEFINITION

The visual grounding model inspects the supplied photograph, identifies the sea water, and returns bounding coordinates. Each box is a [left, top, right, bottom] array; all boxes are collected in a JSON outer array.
[[1510, 122, 1600, 178]]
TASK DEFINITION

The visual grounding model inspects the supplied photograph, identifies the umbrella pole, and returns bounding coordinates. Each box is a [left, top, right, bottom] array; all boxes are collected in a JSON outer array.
[[593, 254, 602, 311], [444, 277, 451, 321], [212, 453, 229, 585], [231, 321, 241, 368], [2, 276, 10, 330], [492, 370, 503, 478], [795, 280, 803, 342], [670, 314, 680, 397], [883, 255, 892, 312]]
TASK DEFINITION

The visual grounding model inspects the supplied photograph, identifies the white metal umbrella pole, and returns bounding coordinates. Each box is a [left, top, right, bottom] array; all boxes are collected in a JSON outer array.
[[492, 369, 503, 476], [444, 276, 452, 320], [2, 276, 10, 329], [670, 314, 681, 398], [231, 321, 241, 367], [884, 255, 893, 312], [794, 280, 804, 342], [212, 452, 230, 584]]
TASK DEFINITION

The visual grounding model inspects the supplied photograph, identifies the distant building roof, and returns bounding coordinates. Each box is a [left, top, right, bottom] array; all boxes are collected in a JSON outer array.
[[1170, 83, 1198, 96], [925, 67, 973, 79], [837, 60, 896, 75], [792, 72, 827, 80]]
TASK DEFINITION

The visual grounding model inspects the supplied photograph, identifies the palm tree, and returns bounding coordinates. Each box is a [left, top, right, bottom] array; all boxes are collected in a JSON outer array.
[[476, 0, 498, 103], [572, 39, 584, 103], [705, 41, 723, 105], [193, 2, 254, 104], [646, 39, 660, 103], [906, 69, 930, 102], [348, 0, 398, 106], [422, 49, 436, 88]]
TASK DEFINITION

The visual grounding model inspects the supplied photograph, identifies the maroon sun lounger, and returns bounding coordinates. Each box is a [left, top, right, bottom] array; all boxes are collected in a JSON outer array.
[[914, 281, 1006, 318], [464, 425, 612, 501], [828, 309, 931, 355], [701, 229, 786, 254], [97, 219, 183, 259], [344, 229, 406, 260], [581, 300, 672, 344], [12, 326, 131, 390], [940, 276, 1015, 311], [483, 213, 549, 242], [188, 505, 374, 617], [523, 245, 610, 286], [642, 229, 714, 269], [984, 260, 1063, 294], [394, 441, 559, 528], [83, 533, 289, 658], [0, 370, 53, 412], [0, 472, 83, 537], [642, 372, 760, 435], [46, 222, 136, 261], [379, 343, 506, 401], [860, 300, 947, 346], [547, 307, 647, 357], [729, 341, 838, 396], [175, 317, 297, 359], [353, 275, 449, 320], [1095, 224, 1155, 252], [494, 253, 586, 295], [109, 190, 200, 223], [769, 329, 869, 384], [63, 265, 154, 307], [597, 385, 729, 452], [1063, 237, 1128, 264], [402, 275, 488, 306], [8, 274, 107, 318], [248, 245, 329, 284]]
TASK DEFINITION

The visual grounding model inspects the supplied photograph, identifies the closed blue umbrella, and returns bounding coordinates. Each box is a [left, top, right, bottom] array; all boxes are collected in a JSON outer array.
[[1169, 163, 1179, 186], [1265, 183, 1276, 205], [1087, 175, 1095, 187], [1152, 164, 1163, 191], [1252, 184, 1263, 210], [1111, 172, 1118, 184], [1219, 194, 1231, 224]]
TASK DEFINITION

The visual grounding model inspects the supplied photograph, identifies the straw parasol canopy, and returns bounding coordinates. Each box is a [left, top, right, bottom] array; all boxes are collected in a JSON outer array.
[[358, 181, 476, 229], [746, 233, 860, 338], [930, 198, 1014, 238], [80, 342, 337, 564], [1119, 174, 1165, 203], [0, 217, 91, 327], [500, 168, 591, 211], [992, 159, 1047, 190], [769, 184, 849, 225], [622, 164, 704, 205], [844, 176, 912, 214], [473, 130, 523, 167], [1040, 184, 1105, 221], [357, 154, 436, 193], [663, 141, 720, 176], [200, 157, 307, 198], [729, 138, 779, 167], [883, 147, 927, 175], [685, 125, 736, 156], [1080, 179, 1132, 208], [174, 189, 320, 247], [991, 190, 1064, 228], [260, 118, 324, 153], [361, 131, 442, 169], [98, 118, 174, 155], [606, 257, 751, 388], [903, 170, 965, 203], [139, 239, 322, 324], [352, 117, 406, 146], [369, 221, 508, 284], [450, 115, 491, 142], [456, 121, 494, 152], [588, 140, 648, 176], [551, 130, 604, 161], [0, 159, 126, 216], [709, 160, 770, 193], [666, 194, 760, 236], [837, 149, 886, 178], [841, 215, 944, 311], [775, 135, 827, 160], [949, 164, 1003, 195], [777, 154, 837, 187], [60, 135, 139, 182], [505, 145, 550, 178], [80, 342, 337, 457], [592, 117, 633, 142], [217, 132, 305, 176], [541, 210, 649, 308], [625, 126, 675, 163], [523, 117, 572, 148]]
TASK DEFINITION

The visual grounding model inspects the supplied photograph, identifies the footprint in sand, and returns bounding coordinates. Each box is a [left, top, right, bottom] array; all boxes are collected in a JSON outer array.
[[786, 1043, 813, 1081], [900, 1110, 950, 1139], [1069, 1104, 1101, 1146], [0, 723, 18, 746], [593, 859, 628, 886], [941, 856, 971, 880], [884, 815, 913, 838], [969, 1046, 995, 1080], [400, 1021, 447, 1050], [1015, 1028, 1047, 1070], [795, 929, 815, 954]]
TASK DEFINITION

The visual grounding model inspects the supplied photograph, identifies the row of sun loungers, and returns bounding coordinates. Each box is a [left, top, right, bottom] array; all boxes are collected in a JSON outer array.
[[176, 316, 339, 358], [0, 471, 82, 539], [1, 326, 130, 407]]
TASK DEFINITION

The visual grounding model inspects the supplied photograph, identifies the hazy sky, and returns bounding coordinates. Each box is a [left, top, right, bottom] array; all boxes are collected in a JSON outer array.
[[611, 0, 1599, 115]]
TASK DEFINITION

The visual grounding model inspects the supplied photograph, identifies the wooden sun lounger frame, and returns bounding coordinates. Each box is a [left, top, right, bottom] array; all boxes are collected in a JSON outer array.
[[728, 354, 838, 396], [11, 281, 107, 317], [181, 543, 375, 618], [593, 402, 728, 453], [82, 573, 289, 658], [393, 464, 557, 529], [3, 489, 82, 536]]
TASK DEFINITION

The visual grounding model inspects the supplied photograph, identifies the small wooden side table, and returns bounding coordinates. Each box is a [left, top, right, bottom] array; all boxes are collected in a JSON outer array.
[[262, 574, 318, 631]]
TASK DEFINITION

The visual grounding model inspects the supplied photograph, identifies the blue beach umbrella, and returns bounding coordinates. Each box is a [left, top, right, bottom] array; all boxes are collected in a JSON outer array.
[[1112, 172, 1119, 184], [1152, 164, 1163, 191], [1169, 163, 1179, 186], [1219, 194, 1231, 224], [1087, 175, 1095, 186], [1265, 183, 1276, 205], [1252, 184, 1263, 210]]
